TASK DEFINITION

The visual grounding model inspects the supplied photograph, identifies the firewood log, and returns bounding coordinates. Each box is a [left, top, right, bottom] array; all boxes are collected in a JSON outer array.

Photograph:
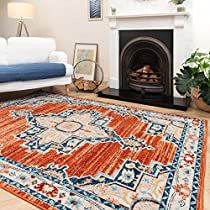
[[136, 65, 152, 74], [74, 77, 83, 90], [136, 68, 143, 73], [148, 69, 154, 74], [84, 81, 97, 91], [77, 81, 84, 90], [143, 65, 151, 74], [149, 74, 159, 83], [129, 72, 140, 79]]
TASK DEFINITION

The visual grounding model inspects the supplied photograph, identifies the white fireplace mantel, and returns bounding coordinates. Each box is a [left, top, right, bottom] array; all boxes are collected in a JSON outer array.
[[107, 12, 190, 19], [107, 12, 190, 29], [107, 11, 192, 97]]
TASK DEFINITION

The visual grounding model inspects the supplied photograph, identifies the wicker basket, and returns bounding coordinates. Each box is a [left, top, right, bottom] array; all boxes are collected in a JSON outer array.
[[72, 59, 104, 93], [192, 88, 210, 112]]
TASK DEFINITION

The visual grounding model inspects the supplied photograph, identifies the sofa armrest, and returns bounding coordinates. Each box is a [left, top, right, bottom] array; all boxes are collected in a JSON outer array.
[[49, 51, 68, 64], [49, 51, 73, 76]]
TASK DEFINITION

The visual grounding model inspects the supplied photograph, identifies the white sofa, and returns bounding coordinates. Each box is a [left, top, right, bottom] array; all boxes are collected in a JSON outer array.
[[0, 37, 73, 93]]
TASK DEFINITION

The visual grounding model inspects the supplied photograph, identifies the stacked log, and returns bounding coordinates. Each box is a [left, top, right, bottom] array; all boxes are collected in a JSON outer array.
[[73, 77, 99, 91], [129, 65, 160, 84]]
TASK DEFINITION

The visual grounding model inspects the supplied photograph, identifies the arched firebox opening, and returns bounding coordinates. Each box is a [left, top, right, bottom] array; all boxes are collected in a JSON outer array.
[[120, 37, 172, 96]]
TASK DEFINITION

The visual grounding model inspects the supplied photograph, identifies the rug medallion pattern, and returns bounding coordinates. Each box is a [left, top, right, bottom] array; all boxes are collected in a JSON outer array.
[[0, 93, 207, 210]]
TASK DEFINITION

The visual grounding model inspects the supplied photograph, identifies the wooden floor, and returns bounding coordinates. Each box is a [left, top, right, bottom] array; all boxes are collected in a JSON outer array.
[[0, 86, 209, 210]]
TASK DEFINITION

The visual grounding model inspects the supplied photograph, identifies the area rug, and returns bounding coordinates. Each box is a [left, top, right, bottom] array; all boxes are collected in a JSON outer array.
[[0, 93, 207, 210]]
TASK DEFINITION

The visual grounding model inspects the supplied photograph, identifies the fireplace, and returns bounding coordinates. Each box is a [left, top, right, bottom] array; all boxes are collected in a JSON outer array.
[[98, 12, 192, 110], [119, 30, 173, 96]]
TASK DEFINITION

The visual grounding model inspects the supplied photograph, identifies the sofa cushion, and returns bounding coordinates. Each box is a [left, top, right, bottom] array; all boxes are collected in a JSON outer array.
[[8, 37, 56, 65], [0, 63, 66, 83], [0, 38, 8, 65]]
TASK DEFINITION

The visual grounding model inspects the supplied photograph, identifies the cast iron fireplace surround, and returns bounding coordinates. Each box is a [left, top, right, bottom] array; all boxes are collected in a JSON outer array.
[[98, 30, 190, 110], [120, 30, 173, 96]]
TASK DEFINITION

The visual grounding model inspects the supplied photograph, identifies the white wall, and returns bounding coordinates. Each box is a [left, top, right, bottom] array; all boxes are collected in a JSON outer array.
[[192, 0, 210, 51]]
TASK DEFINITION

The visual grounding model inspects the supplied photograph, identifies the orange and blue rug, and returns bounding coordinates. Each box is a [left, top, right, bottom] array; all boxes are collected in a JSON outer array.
[[0, 93, 207, 210]]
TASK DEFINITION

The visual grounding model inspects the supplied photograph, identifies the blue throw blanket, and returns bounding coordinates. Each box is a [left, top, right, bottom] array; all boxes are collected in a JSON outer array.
[[0, 63, 66, 83]]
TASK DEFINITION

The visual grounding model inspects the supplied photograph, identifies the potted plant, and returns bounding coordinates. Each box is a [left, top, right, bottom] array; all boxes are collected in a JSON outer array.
[[175, 50, 210, 112], [170, 0, 186, 12]]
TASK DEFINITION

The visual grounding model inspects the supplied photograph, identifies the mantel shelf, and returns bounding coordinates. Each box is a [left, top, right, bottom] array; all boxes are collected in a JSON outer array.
[[106, 12, 190, 19]]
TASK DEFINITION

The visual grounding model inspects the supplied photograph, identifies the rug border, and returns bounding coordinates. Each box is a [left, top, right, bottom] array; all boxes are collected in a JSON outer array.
[[197, 120, 208, 210], [0, 181, 55, 210], [63, 93, 208, 121], [0, 91, 207, 122]]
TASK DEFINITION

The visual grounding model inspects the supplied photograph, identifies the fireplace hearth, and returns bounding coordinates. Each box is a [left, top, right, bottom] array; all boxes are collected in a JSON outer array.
[[98, 88, 191, 111]]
